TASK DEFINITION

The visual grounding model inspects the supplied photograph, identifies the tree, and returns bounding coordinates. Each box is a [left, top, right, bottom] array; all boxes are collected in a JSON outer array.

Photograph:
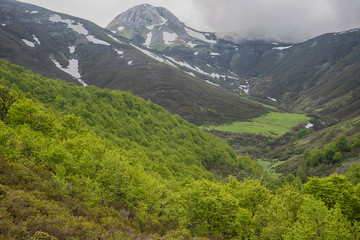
[[302, 174, 360, 221], [336, 135, 350, 152], [226, 177, 271, 215], [305, 148, 322, 167], [169, 179, 253, 238], [0, 85, 20, 120], [254, 184, 302, 239], [284, 196, 353, 240], [323, 143, 337, 163], [344, 162, 360, 185]]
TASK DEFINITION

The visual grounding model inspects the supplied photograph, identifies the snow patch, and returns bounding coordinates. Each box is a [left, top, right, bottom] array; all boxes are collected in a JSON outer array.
[[146, 25, 155, 31], [144, 32, 153, 48], [194, 52, 199, 55], [185, 71, 196, 77], [128, 61, 133, 65], [227, 75, 239, 80], [185, 27, 216, 44], [187, 41, 197, 48], [114, 49, 124, 55], [210, 52, 220, 56], [239, 80, 250, 94], [118, 26, 124, 31], [205, 80, 220, 87], [69, 46, 76, 54], [31, 10, 39, 14], [273, 46, 292, 50], [1, 23, 5, 26], [32, 34, 40, 45], [165, 55, 226, 80], [86, 35, 111, 46], [305, 123, 314, 129], [165, 60, 178, 69], [163, 32, 178, 45], [130, 43, 165, 63], [146, 16, 167, 30], [22, 39, 35, 47], [107, 34, 122, 44], [160, 17, 167, 24], [49, 14, 88, 35], [210, 73, 226, 80], [51, 58, 87, 86], [267, 96, 277, 102], [165, 56, 197, 71]]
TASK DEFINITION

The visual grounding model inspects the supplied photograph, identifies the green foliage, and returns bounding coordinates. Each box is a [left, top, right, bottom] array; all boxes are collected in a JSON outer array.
[[351, 133, 360, 151], [303, 135, 352, 167], [31, 231, 58, 240], [295, 128, 314, 140], [254, 184, 303, 239], [0, 59, 240, 181], [225, 177, 271, 215], [0, 60, 359, 239], [284, 196, 352, 240], [336, 135, 351, 152], [169, 179, 253, 238], [0, 85, 20, 120], [303, 175, 360, 221], [344, 162, 360, 185]]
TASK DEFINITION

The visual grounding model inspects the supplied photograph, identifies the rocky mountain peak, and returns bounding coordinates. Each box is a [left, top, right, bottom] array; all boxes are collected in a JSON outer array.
[[107, 4, 183, 29]]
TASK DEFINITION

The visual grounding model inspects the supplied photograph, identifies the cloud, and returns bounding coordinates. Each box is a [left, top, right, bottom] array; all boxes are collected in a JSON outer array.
[[194, 0, 360, 42], [20, 0, 360, 42]]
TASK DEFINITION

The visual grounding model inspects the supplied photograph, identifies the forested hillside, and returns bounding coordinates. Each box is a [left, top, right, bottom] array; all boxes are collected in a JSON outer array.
[[1, 60, 360, 239]]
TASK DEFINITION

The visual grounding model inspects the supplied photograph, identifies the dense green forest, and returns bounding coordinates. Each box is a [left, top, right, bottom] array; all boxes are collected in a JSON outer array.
[[1, 59, 360, 239]]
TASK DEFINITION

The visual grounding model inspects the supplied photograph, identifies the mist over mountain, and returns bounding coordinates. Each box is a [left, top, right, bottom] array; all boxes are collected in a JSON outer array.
[[195, 0, 360, 43]]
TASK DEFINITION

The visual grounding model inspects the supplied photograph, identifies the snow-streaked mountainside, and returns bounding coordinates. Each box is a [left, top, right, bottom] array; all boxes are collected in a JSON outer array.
[[0, 0, 268, 125], [107, 4, 217, 47], [108, 4, 183, 29], [107, 4, 255, 92], [107, 3, 360, 121]]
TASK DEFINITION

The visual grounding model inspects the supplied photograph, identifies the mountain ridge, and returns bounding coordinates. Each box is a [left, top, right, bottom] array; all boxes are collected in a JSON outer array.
[[0, 0, 268, 125]]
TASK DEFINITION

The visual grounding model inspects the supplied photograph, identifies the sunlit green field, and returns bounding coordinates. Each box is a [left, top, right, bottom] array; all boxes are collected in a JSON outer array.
[[204, 112, 311, 137], [256, 159, 283, 178]]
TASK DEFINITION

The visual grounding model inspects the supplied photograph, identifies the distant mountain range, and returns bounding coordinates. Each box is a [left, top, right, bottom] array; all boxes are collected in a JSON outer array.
[[1, 0, 359, 124]]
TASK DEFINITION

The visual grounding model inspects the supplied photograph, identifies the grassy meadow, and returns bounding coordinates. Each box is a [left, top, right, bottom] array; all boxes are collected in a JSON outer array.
[[204, 112, 311, 137]]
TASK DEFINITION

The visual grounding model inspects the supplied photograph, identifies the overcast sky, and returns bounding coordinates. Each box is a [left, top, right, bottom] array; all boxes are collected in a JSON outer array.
[[20, 0, 360, 42]]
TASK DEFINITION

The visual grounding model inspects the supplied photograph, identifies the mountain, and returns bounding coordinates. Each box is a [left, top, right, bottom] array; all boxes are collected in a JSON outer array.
[[230, 29, 360, 121], [108, 4, 360, 122], [107, 4, 216, 50], [0, 0, 267, 125], [107, 4, 260, 93]]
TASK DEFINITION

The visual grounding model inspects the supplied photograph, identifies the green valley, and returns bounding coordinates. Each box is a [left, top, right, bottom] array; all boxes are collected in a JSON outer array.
[[204, 112, 310, 137], [1, 59, 360, 240], [0, 0, 360, 239]]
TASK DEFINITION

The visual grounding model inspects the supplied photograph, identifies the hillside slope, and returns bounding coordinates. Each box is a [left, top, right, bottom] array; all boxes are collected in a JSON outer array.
[[0, 0, 267, 125], [231, 29, 360, 120]]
